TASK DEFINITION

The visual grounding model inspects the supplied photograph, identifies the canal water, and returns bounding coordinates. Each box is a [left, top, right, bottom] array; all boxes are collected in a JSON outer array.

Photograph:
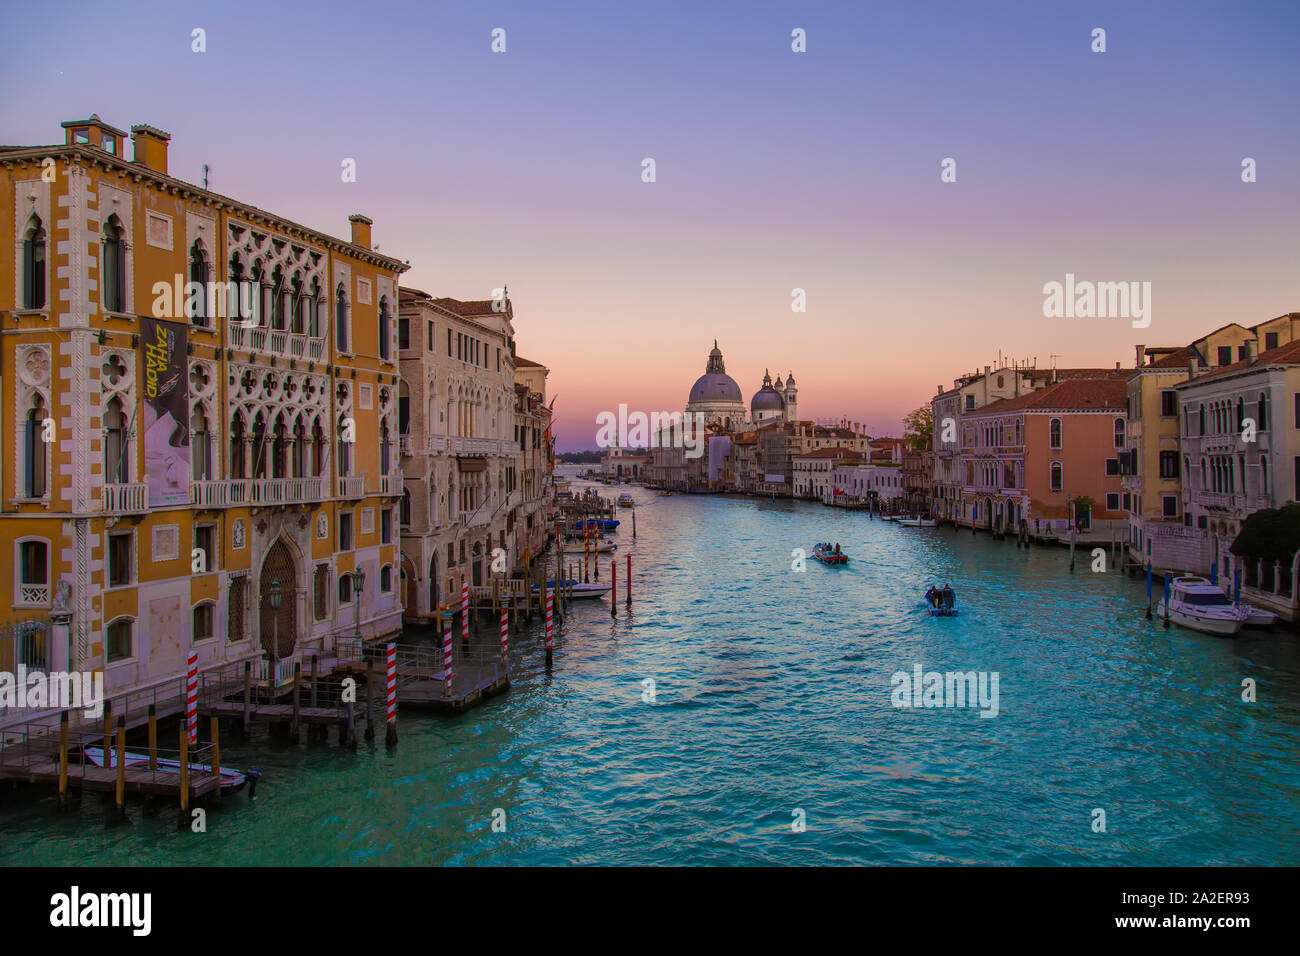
[[4, 470, 1299, 865]]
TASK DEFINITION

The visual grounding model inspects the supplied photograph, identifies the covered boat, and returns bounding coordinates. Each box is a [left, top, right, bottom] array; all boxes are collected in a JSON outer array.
[[1156, 576, 1249, 636]]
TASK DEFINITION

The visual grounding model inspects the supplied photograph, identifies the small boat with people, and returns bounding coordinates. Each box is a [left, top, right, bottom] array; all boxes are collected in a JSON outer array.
[[570, 518, 620, 532], [811, 542, 849, 565], [618, 493, 635, 508], [1156, 575, 1250, 636], [81, 746, 261, 797], [924, 583, 958, 616]]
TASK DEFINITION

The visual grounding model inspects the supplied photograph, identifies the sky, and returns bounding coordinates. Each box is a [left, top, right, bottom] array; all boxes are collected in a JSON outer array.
[[3, 0, 1297, 450]]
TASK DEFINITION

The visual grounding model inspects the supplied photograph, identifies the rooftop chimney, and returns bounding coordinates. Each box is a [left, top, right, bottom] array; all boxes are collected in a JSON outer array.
[[1246, 339, 1259, 362], [1135, 344, 1145, 368], [348, 214, 373, 249], [1188, 356, 1199, 379], [130, 124, 171, 175]]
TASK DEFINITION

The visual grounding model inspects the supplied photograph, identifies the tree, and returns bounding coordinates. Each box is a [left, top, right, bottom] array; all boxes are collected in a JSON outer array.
[[1230, 503, 1300, 563], [902, 404, 934, 451]]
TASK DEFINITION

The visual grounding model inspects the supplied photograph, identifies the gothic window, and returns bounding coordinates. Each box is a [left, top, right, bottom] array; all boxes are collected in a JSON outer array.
[[191, 406, 213, 481], [23, 215, 46, 310], [104, 396, 129, 483], [102, 215, 126, 313], [23, 395, 48, 498], [335, 284, 349, 352], [189, 241, 210, 325]]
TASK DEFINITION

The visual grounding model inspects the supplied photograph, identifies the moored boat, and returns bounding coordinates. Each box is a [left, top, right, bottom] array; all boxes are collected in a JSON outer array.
[[811, 542, 849, 565], [1156, 575, 1249, 636], [81, 746, 260, 797], [1243, 606, 1279, 628], [562, 540, 618, 553], [897, 516, 938, 527], [532, 580, 612, 599], [570, 518, 620, 532]]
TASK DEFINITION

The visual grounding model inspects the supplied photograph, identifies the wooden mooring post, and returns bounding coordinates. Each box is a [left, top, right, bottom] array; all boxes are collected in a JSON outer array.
[[242, 661, 252, 737], [291, 662, 302, 737], [102, 699, 112, 760], [148, 704, 158, 771], [112, 716, 128, 823], [365, 658, 376, 742], [211, 716, 222, 804], [178, 723, 190, 825], [57, 710, 71, 812]]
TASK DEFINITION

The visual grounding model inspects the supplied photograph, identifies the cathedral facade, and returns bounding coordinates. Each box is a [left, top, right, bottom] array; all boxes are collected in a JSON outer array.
[[684, 341, 797, 430]]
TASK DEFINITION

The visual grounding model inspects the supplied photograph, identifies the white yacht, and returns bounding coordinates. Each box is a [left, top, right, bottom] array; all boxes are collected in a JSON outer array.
[[1156, 576, 1250, 637]]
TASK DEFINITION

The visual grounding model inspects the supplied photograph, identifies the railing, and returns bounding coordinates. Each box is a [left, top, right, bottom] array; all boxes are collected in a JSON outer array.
[[338, 475, 365, 498], [451, 436, 501, 456], [17, 585, 50, 607], [250, 476, 326, 505], [103, 482, 148, 514], [228, 320, 325, 362], [461, 507, 493, 528], [250, 658, 297, 688], [428, 435, 447, 453], [399, 435, 412, 457], [0, 621, 51, 710], [380, 473, 403, 497], [190, 479, 250, 507]]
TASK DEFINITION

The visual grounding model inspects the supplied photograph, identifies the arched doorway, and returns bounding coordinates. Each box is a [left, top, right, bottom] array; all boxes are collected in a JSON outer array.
[[258, 538, 298, 658], [428, 554, 439, 615], [402, 553, 418, 616]]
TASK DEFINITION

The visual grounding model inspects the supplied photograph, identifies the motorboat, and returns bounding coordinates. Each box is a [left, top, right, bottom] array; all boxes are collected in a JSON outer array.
[[618, 493, 635, 508], [897, 516, 938, 527], [563, 539, 618, 554], [532, 580, 613, 599], [923, 585, 958, 616], [1243, 606, 1278, 628], [1156, 576, 1249, 636], [81, 746, 261, 797], [811, 542, 849, 565]]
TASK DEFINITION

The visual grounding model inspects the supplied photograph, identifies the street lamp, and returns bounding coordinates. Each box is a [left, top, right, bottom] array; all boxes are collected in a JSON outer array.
[[267, 579, 282, 685], [351, 568, 366, 646]]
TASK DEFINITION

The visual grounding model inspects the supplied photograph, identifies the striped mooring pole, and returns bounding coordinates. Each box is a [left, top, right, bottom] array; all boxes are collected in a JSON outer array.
[[545, 586, 554, 669], [384, 642, 397, 745], [442, 624, 453, 697], [186, 651, 198, 745], [500, 607, 509, 664], [461, 581, 470, 649]]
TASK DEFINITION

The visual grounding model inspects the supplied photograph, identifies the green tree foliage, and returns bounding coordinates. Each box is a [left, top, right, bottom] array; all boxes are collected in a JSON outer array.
[[1230, 503, 1300, 563], [902, 405, 934, 451]]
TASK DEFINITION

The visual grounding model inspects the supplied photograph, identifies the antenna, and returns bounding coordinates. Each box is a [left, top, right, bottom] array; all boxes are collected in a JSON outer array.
[[202, 164, 209, 189]]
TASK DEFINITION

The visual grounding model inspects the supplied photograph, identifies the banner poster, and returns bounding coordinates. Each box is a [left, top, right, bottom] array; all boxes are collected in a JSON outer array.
[[139, 316, 189, 506]]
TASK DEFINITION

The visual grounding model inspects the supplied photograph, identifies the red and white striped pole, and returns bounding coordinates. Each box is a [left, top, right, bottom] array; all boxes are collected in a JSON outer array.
[[442, 624, 453, 697], [461, 580, 470, 648], [500, 607, 508, 665], [186, 651, 198, 745], [544, 587, 554, 668], [384, 642, 397, 745]]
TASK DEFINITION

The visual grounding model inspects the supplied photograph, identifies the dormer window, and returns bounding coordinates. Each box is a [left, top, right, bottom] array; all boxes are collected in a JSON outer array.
[[100, 132, 117, 154], [72, 128, 90, 145]]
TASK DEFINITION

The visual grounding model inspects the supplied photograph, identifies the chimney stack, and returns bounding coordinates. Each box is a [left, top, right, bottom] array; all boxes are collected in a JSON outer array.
[[1135, 344, 1145, 368], [1246, 339, 1259, 362], [1188, 356, 1200, 379], [130, 124, 170, 174], [348, 214, 373, 249]]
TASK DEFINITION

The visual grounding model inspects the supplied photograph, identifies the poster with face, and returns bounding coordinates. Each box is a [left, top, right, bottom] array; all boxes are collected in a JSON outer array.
[[140, 316, 189, 506]]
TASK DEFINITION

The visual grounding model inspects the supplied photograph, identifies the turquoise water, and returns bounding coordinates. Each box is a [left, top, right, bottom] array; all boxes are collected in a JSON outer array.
[[4, 475, 1299, 865]]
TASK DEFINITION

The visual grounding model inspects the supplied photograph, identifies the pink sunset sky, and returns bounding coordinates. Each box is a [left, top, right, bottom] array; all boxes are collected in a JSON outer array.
[[3, 0, 1296, 450]]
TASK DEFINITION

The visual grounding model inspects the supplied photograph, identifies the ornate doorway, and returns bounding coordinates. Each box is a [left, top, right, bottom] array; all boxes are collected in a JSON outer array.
[[258, 538, 298, 658]]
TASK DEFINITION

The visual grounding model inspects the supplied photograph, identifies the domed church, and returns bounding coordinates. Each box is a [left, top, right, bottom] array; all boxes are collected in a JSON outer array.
[[684, 341, 798, 430]]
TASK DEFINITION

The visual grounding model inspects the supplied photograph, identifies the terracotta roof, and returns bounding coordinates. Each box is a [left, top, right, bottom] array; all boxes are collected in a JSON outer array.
[[514, 356, 545, 368], [1147, 346, 1194, 369], [430, 297, 508, 317], [1178, 338, 1300, 385], [796, 447, 861, 460], [972, 378, 1127, 414]]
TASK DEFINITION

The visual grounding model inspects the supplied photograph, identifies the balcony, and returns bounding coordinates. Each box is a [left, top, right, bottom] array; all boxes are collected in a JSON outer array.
[[228, 320, 326, 363], [380, 473, 403, 497], [191, 479, 247, 508], [338, 475, 365, 499], [399, 435, 412, 457], [249, 476, 326, 505], [103, 482, 148, 515], [451, 436, 501, 456], [461, 507, 493, 528], [428, 435, 447, 453]]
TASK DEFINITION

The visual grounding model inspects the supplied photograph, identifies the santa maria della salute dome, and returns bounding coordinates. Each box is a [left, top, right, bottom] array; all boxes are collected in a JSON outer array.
[[684, 341, 797, 430]]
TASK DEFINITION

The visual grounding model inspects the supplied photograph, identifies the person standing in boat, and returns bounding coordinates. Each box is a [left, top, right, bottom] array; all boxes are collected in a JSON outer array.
[[925, 585, 940, 609], [941, 584, 955, 611]]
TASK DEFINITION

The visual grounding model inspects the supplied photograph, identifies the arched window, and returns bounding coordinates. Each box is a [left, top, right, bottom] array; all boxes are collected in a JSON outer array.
[[380, 420, 391, 474], [102, 216, 126, 313], [1049, 461, 1063, 491], [1113, 417, 1125, 448], [1200, 458, 1207, 489], [270, 267, 285, 331], [192, 406, 213, 481], [229, 255, 245, 323], [104, 397, 129, 483], [1049, 418, 1062, 449], [272, 414, 288, 479], [24, 395, 48, 498], [1261, 454, 1269, 495], [23, 215, 46, 310], [335, 285, 349, 352], [17, 539, 50, 606], [292, 417, 307, 477], [192, 602, 215, 642], [311, 419, 325, 477], [401, 488, 411, 526], [1236, 397, 1245, 433], [229, 414, 246, 480], [337, 415, 351, 476], [189, 241, 209, 325], [250, 412, 268, 479], [106, 616, 134, 663], [380, 565, 393, 593], [1258, 392, 1268, 431], [1198, 404, 1206, 435], [379, 296, 391, 360], [289, 273, 303, 335], [306, 279, 321, 338]]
